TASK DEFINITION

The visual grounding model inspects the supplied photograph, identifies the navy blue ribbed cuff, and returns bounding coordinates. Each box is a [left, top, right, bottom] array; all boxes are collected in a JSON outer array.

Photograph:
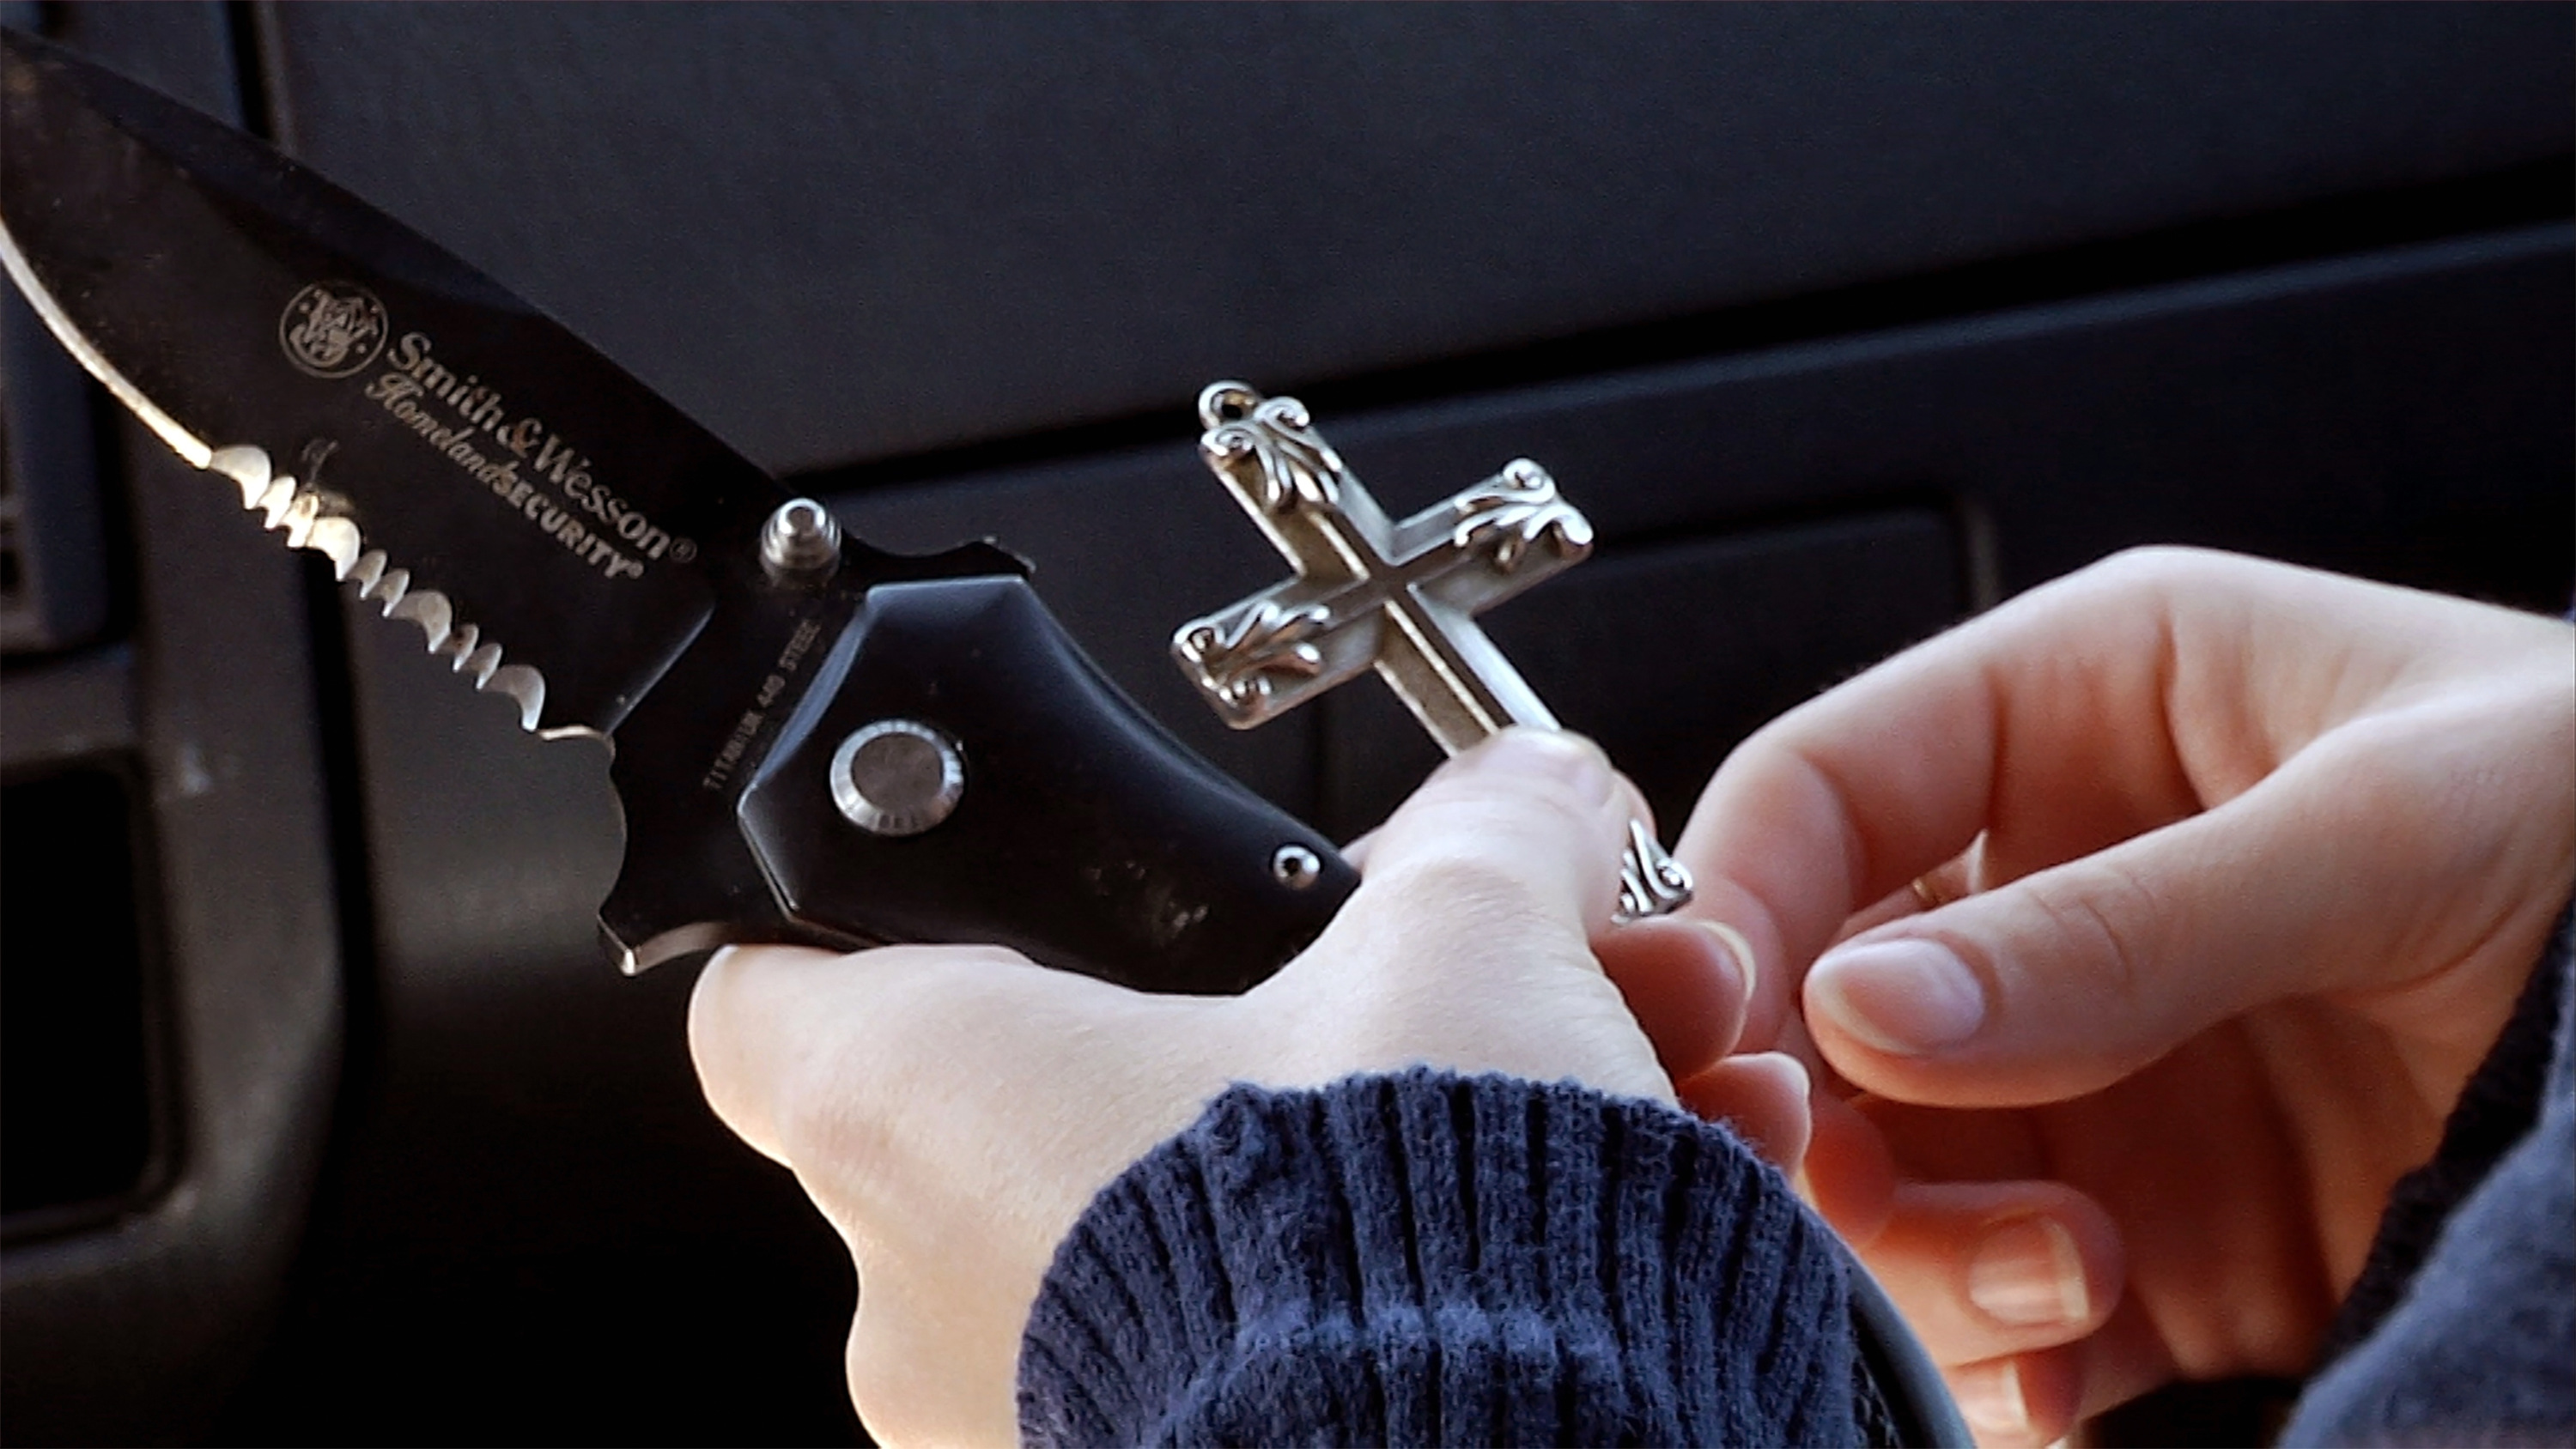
[[1018, 1070, 1855, 1447]]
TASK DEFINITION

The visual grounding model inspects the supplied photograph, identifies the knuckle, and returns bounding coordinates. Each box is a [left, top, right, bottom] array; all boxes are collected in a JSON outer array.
[[2087, 543, 2217, 591], [764, 1036, 902, 1199], [1364, 847, 1571, 942], [2054, 545, 2245, 632], [2019, 864, 2160, 1012]]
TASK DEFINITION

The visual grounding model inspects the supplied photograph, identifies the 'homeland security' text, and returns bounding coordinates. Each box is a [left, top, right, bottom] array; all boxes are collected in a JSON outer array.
[[363, 332, 697, 581]]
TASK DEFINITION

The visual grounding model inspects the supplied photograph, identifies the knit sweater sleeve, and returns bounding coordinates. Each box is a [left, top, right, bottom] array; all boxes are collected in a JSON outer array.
[[1015, 1069, 1857, 1447]]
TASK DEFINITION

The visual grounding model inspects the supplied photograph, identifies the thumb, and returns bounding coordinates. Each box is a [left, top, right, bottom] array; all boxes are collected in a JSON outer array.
[[1262, 726, 1674, 1101], [1356, 726, 1643, 927], [1800, 724, 2485, 1106]]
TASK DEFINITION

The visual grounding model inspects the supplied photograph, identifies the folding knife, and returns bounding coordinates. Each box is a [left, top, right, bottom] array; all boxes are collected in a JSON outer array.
[[0, 29, 1356, 991]]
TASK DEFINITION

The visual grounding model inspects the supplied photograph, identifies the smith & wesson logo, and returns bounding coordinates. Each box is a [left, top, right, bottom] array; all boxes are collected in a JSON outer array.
[[278, 281, 387, 378], [275, 281, 694, 580]]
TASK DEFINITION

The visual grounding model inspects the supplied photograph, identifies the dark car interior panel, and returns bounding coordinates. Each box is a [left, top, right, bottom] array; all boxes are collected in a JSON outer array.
[[1, 5, 2567, 1444]]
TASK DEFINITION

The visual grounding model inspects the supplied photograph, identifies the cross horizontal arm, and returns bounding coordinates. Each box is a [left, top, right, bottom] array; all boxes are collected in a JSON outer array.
[[1173, 381, 1691, 921]]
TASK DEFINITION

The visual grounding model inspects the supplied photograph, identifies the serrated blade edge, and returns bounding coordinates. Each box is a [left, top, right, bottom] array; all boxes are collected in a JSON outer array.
[[3, 215, 557, 736], [204, 443, 556, 734]]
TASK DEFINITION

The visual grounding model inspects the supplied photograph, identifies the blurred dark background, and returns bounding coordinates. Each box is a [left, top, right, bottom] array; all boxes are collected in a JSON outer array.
[[1, 4, 2567, 1444]]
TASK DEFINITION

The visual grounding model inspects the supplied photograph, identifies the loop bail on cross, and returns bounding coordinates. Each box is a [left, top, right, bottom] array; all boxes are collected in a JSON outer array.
[[1171, 381, 1692, 924]]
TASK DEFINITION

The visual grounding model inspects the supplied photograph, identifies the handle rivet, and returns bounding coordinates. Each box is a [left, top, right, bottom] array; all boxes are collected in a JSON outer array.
[[831, 719, 964, 837], [761, 497, 843, 582], [1270, 843, 1323, 889]]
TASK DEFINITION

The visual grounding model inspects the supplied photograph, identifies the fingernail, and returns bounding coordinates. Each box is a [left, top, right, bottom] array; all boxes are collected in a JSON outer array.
[[1735, 1050, 1809, 1097], [1807, 937, 1985, 1054], [1968, 1216, 2088, 1329], [1696, 919, 1758, 1004], [1454, 727, 1608, 797], [1950, 1356, 2030, 1436]]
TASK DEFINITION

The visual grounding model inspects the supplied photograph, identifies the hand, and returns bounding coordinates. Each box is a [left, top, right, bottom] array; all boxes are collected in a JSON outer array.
[[690, 728, 1804, 1446], [1674, 547, 2574, 1445]]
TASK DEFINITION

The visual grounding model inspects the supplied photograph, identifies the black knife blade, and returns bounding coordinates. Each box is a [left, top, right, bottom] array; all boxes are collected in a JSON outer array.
[[0, 27, 1355, 990]]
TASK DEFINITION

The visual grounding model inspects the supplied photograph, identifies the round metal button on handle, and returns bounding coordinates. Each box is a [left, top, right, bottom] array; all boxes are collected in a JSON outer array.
[[831, 719, 965, 837]]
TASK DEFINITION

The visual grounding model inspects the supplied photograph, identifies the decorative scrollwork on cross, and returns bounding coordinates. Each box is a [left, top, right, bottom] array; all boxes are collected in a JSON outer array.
[[1197, 382, 1348, 513], [1172, 380, 1694, 922], [1617, 819, 1695, 919], [1450, 459, 1595, 573], [1175, 598, 1333, 723]]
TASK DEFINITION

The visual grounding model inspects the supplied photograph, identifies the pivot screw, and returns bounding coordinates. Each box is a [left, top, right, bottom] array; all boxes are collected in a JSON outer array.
[[831, 719, 965, 837], [761, 497, 842, 582], [1270, 843, 1323, 889]]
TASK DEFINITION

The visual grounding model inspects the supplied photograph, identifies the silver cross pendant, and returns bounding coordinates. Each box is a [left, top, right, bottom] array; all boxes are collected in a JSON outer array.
[[1172, 381, 1692, 923]]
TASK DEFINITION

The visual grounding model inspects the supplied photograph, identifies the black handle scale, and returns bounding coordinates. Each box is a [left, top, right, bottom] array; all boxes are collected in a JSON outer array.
[[743, 576, 1353, 993], [602, 560, 1356, 992]]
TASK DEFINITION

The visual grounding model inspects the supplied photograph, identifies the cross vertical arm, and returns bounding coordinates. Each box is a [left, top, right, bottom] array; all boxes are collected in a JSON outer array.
[[1173, 382, 1691, 922]]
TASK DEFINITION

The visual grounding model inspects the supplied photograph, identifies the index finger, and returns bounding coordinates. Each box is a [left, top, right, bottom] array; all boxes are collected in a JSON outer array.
[[1674, 552, 2214, 1049]]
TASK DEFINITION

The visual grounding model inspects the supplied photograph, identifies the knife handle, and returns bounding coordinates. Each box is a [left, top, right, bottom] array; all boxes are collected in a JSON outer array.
[[723, 574, 1355, 994]]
